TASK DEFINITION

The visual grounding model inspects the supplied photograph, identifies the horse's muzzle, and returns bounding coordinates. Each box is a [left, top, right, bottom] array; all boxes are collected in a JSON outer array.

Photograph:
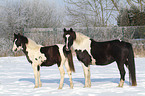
[[14, 48, 17, 52], [65, 47, 70, 51], [12, 48, 17, 52]]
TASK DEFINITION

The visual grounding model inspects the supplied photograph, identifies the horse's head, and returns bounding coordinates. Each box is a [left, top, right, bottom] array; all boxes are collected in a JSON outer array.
[[63, 28, 76, 51], [12, 33, 28, 52]]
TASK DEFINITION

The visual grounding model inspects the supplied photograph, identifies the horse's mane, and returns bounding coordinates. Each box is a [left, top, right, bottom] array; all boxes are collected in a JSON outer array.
[[26, 38, 42, 49], [75, 32, 90, 44]]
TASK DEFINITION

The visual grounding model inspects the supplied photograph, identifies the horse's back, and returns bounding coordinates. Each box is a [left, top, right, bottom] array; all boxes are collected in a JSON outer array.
[[90, 39, 132, 65], [91, 39, 132, 50]]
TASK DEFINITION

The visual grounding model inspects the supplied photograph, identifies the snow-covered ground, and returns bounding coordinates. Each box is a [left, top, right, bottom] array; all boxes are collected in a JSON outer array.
[[0, 56, 145, 96]]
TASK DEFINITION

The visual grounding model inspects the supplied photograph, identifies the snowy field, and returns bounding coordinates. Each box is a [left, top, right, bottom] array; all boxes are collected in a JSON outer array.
[[0, 56, 145, 96]]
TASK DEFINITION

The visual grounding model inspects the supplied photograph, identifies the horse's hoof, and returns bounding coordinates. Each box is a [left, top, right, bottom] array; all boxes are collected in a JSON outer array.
[[83, 85, 90, 88], [118, 79, 124, 87], [132, 83, 137, 86], [39, 84, 42, 87], [88, 84, 91, 88], [117, 85, 123, 88], [70, 86, 73, 89], [34, 86, 38, 88], [58, 87, 62, 89], [70, 84, 73, 89]]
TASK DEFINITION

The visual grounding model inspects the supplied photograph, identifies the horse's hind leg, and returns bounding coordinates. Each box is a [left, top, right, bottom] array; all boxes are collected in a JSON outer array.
[[117, 62, 126, 87], [65, 60, 73, 89], [125, 60, 132, 85]]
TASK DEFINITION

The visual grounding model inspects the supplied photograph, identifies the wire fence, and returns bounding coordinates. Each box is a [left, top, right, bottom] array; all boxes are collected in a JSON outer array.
[[0, 26, 145, 57]]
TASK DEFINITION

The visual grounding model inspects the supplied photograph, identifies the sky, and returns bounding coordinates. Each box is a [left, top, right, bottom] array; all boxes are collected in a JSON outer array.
[[53, 0, 65, 7]]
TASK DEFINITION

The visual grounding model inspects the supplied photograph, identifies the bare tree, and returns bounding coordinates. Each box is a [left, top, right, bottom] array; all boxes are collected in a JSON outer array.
[[0, 0, 64, 56], [0, 0, 64, 34], [64, 0, 144, 27], [64, 0, 120, 27]]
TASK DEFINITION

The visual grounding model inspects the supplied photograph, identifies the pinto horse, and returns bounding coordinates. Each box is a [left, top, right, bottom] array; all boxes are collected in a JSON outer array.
[[12, 33, 75, 89], [63, 28, 137, 87]]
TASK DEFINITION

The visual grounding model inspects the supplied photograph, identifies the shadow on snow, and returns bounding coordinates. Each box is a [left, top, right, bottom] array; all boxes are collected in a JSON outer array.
[[19, 78, 130, 86]]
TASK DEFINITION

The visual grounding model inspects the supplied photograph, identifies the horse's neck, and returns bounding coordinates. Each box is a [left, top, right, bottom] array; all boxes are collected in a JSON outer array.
[[75, 32, 90, 42], [73, 33, 90, 50], [26, 38, 42, 50]]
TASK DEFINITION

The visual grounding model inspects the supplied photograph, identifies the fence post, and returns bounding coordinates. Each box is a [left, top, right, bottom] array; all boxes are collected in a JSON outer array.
[[53, 28, 57, 44], [86, 27, 89, 36], [122, 27, 125, 40], [22, 28, 24, 35]]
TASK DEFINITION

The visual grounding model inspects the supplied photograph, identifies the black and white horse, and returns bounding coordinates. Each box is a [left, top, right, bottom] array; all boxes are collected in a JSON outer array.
[[63, 28, 137, 87], [12, 33, 75, 89]]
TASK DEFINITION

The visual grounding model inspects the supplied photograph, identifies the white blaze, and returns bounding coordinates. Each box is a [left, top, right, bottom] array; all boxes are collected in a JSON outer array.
[[66, 34, 70, 49], [12, 39, 17, 51], [12, 39, 23, 51]]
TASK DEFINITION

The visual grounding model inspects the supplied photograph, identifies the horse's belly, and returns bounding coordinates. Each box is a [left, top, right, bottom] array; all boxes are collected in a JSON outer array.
[[91, 58, 111, 65], [41, 61, 55, 66], [95, 59, 115, 65], [90, 53, 115, 65]]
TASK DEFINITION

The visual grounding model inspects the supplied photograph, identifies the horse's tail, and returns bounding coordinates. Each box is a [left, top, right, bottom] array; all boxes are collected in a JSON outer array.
[[127, 43, 137, 86], [63, 46, 75, 72]]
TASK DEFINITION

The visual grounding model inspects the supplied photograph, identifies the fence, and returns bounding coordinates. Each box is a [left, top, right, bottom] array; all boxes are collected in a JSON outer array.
[[0, 26, 145, 57]]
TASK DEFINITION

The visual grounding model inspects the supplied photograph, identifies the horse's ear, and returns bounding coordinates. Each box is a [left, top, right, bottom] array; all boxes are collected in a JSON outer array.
[[63, 28, 66, 32], [14, 33, 17, 38], [17, 33, 22, 37], [70, 28, 73, 31]]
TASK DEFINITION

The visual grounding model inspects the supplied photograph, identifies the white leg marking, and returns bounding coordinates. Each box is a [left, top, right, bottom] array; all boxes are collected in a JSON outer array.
[[65, 60, 73, 89], [58, 65, 65, 89], [82, 63, 90, 87], [118, 79, 124, 87], [38, 67, 42, 87], [88, 65, 91, 87], [32, 63, 39, 88]]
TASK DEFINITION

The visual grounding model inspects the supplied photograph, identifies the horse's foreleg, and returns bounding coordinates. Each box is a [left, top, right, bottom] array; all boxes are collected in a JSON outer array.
[[37, 65, 42, 87], [32, 63, 39, 88], [65, 60, 73, 89], [82, 63, 90, 88], [58, 66, 65, 89], [88, 65, 91, 87]]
